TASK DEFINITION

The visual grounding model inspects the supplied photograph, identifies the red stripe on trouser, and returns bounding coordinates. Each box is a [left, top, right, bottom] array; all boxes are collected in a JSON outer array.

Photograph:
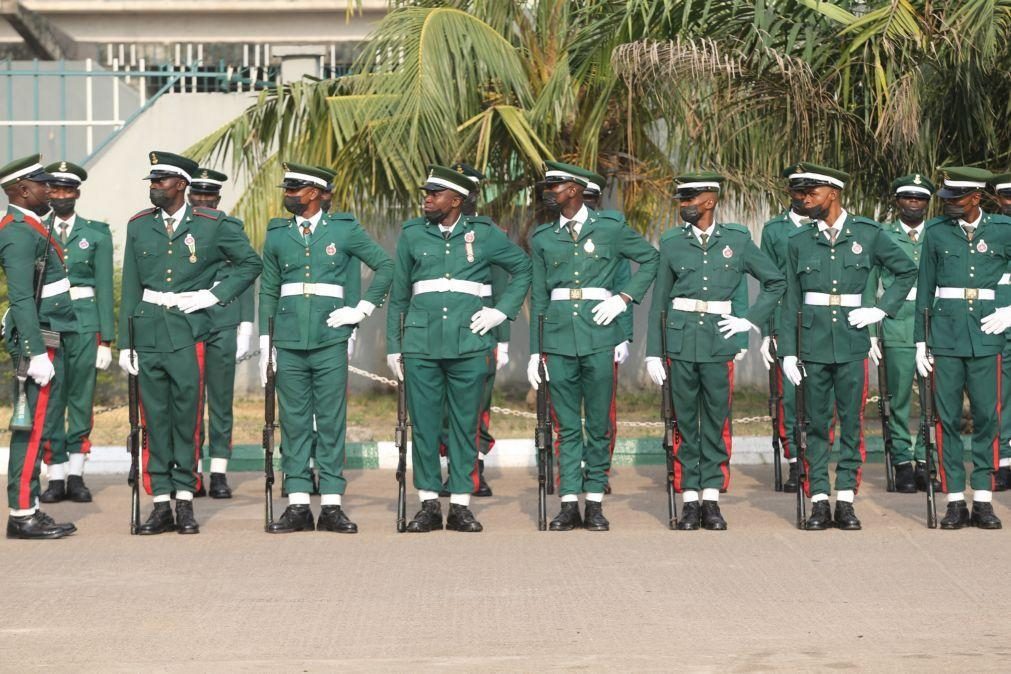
[[79, 334, 100, 455], [139, 395, 153, 495], [854, 360, 869, 493], [544, 355, 564, 492], [667, 357, 683, 492], [720, 361, 734, 491], [43, 440, 52, 465], [994, 355, 1002, 489], [470, 354, 489, 492], [19, 348, 55, 508], [776, 367, 791, 459], [932, 374, 946, 492], [192, 342, 206, 489]]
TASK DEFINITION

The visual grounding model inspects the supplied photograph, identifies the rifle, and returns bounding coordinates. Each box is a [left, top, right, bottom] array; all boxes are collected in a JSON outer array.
[[263, 317, 276, 531], [767, 330, 784, 492], [395, 313, 408, 533], [660, 311, 680, 529], [535, 315, 551, 530], [877, 332, 896, 492], [126, 317, 142, 535], [919, 309, 938, 529], [794, 310, 809, 529], [9, 215, 60, 431]]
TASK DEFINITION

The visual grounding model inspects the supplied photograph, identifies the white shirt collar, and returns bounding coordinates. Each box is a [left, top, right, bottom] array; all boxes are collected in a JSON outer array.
[[817, 209, 848, 233], [691, 224, 717, 242], [438, 215, 462, 235], [787, 209, 808, 227], [959, 210, 983, 230], [296, 209, 323, 234], [899, 220, 923, 238], [160, 204, 187, 225], [558, 204, 589, 236], [55, 213, 77, 232]]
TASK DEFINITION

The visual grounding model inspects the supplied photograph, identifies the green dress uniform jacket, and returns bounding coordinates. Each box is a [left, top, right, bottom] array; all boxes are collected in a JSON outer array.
[[58, 216, 114, 340]]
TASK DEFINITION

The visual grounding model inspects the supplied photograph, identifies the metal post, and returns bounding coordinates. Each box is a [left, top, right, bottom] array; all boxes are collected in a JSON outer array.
[[85, 58, 94, 155], [139, 57, 147, 106], [59, 59, 66, 158], [5, 59, 13, 162], [112, 58, 121, 131], [32, 59, 39, 153]]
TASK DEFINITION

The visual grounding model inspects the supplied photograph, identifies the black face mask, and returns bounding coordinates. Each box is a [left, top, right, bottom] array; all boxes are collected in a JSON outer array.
[[320, 198, 332, 213], [943, 202, 967, 219], [898, 205, 926, 223], [50, 197, 76, 217], [679, 205, 701, 224], [283, 196, 308, 217], [541, 190, 561, 213], [149, 188, 173, 210], [806, 203, 830, 221], [424, 209, 448, 225], [790, 199, 808, 216]]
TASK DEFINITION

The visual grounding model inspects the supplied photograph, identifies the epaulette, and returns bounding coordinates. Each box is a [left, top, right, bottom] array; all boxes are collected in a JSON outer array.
[[985, 212, 1011, 227], [327, 211, 356, 222], [787, 224, 811, 239], [86, 218, 111, 233], [192, 206, 223, 220], [532, 221, 555, 237], [762, 211, 791, 228], [129, 207, 157, 222], [466, 215, 496, 227], [720, 222, 750, 235], [924, 215, 949, 230], [266, 217, 290, 231], [402, 216, 427, 229], [660, 225, 685, 242], [846, 214, 882, 229]]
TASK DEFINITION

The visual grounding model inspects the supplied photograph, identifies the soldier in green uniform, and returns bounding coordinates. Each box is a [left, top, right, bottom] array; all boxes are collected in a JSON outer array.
[[914, 167, 1011, 529], [527, 161, 658, 532], [644, 173, 785, 529], [865, 174, 934, 493], [990, 172, 1011, 490], [32, 161, 113, 505], [185, 168, 254, 498], [119, 151, 261, 535], [780, 163, 916, 530], [259, 162, 392, 534], [758, 166, 816, 492], [387, 165, 531, 533], [0, 155, 77, 539]]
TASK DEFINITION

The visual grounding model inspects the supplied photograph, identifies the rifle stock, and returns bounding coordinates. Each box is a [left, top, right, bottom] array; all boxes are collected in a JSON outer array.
[[263, 317, 276, 531], [127, 317, 142, 534], [660, 311, 679, 529], [395, 313, 408, 533], [535, 315, 550, 531]]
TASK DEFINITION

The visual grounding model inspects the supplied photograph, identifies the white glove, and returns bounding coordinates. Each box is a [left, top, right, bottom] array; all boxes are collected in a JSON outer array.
[[645, 356, 666, 386], [95, 344, 112, 370], [348, 328, 357, 358], [759, 336, 775, 371], [326, 306, 366, 329], [868, 337, 882, 366], [470, 307, 507, 335], [235, 322, 253, 361], [386, 353, 404, 381], [527, 353, 547, 389], [26, 353, 55, 387], [847, 306, 887, 329], [735, 348, 747, 362], [496, 342, 509, 370], [258, 335, 277, 387], [718, 314, 757, 339], [981, 306, 1011, 335], [614, 340, 630, 364], [591, 295, 628, 326], [175, 289, 219, 314], [782, 355, 803, 386], [119, 349, 139, 376], [915, 342, 933, 377]]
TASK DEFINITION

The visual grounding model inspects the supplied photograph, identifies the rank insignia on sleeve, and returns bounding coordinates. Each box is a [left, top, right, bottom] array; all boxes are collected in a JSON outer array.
[[325, 242, 337, 256], [722, 245, 733, 258], [851, 241, 863, 254], [79, 238, 89, 249], [978, 240, 988, 253], [583, 238, 595, 254]]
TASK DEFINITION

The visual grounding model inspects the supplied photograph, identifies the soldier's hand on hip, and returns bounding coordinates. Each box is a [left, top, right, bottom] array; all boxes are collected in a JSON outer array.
[[95, 344, 112, 370], [782, 356, 803, 386], [645, 356, 666, 386], [868, 337, 882, 366], [915, 342, 933, 377], [759, 336, 775, 370], [327, 306, 366, 328], [26, 353, 55, 387], [614, 341, 629, 364], [175, 289, 219, 314], [386, 353, 404, 381], [591, 295, 628, 326], [718, 314, 757, 339], [118, 349, 139, 377], [981, 306, 1011, 335], [847, 307, 886, 329], [470, 307, 507, 335]]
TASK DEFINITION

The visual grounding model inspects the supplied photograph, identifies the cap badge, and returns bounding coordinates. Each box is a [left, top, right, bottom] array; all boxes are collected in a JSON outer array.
[[59, 161, 68, 172], [584, 238, 595, 254], [325, 242, 337, 256], [200, 170, 209, 179], [78, 238, 89, 250], [977, 240, 988, 253], [851, 241, 863, 254], [150, 152, 158, 164], [913, 174, 922, 185]]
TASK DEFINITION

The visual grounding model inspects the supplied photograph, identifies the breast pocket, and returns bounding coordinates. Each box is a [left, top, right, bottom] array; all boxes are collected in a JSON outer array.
[[797, 257, 822, 288], [938, 249, 963, 281]]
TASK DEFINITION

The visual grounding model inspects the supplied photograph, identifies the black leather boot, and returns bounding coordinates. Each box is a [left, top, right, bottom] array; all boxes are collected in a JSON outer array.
[[267, 504, 315, 534], [317, 505, 358, 533], [701, 500, 727, 530], [6, 511, 73, 539], [677, 501, 701, 531], [833, 501, 861, 530], [66, 475, 92, 503], [138, 502, 176, 535], [175, 500, 200, 534], [894, 463, 917, 494], [804, 501, 832, 530], [39, 479, 66, 503], [549, 502, 582, 531], [406, 499, 443, 533], [446, 503, 483, 532], [208, 473, 232, 499], [783, 462, 801, 493], [583, 501, 609, 531], [971, 502, 1002, 529], [940, 500, 970, 530]]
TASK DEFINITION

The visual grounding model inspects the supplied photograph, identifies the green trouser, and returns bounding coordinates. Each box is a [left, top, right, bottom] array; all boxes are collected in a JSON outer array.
[[138, 344, 205, 496], [884, 345, 922, 464], [439, 349, 497, 458], [1001, 340, 1011, 461], [800, 360, 868, 496], [200, 326, 238, 463], [406, 353, 490, 494], [546, 350, 615, 496], [46, 331, 97, 464], [276, 343, 348, 496], [668, 358, 734, 492], [933, 354, 1000, 493], [774, 362, 797, 459], [7, 346, 62, 509]]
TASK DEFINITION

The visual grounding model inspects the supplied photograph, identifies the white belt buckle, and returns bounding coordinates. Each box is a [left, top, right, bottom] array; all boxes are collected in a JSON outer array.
[[570, 288, 582, 300], [694, 299, 708, 313], [302, 282, 314, 296], [829, 294, 841, 306], [965, 288, 978, 301]]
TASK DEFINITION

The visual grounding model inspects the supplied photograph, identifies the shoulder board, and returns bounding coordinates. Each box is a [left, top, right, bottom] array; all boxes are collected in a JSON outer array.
[[466, 215, 496, 227], [846, 215, 881, 228], [266, 217, 290, 231], [984, 213, 1011, 227], [720, 222, 750, 235], [82, 217, 112, 234], [659, 227, 683, 242], [327, 211, 357, 222], [532, 221, 555, 237], [762, 211, 790, 227], [192, 206, 223, 220], [592, 209, 625, 224], [786, 225, 811, 239], [402, 217, 427, 229], [222, 214, 245, 228], [129, 207, 157, 222], [924, 215, 949, 230]]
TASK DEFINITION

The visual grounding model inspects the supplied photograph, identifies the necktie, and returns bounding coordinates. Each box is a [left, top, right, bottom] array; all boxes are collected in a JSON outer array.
[[164, 217, 175, 238], [827, 227, 837, 245], [963, 225, 975, 242], [566, 221, 578, 242], [302, 224, 312, 242], [442, 230, 451, 240], [59, 222, 69, 245], [909, 229, 918, 243], [699, 233, 709, 248]]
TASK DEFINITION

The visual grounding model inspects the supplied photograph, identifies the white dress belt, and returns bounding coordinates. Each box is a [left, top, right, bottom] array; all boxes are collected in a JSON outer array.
[[413, 279, 492, 297], [280, 282, 344, 298], [803, 292, 862, 307], [40, 277, 71, 299], [550, 287, 612, 301], [936, 287, 995, 300], [670, 297, 732, 314], [69, 286, 95, 300]]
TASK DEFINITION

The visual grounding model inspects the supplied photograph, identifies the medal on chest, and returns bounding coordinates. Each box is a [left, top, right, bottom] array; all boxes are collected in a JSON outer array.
[[584, 238, 595, 254], [464, 230, 475, 263], [325, 242, 337, 256], [977, 239, 988, 253], [851, 241, 863, 255], [184, 233, 197, 263]]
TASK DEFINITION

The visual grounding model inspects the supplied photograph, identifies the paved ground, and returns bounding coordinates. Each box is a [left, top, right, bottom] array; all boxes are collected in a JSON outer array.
[[3, 466, 1011, 672]]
